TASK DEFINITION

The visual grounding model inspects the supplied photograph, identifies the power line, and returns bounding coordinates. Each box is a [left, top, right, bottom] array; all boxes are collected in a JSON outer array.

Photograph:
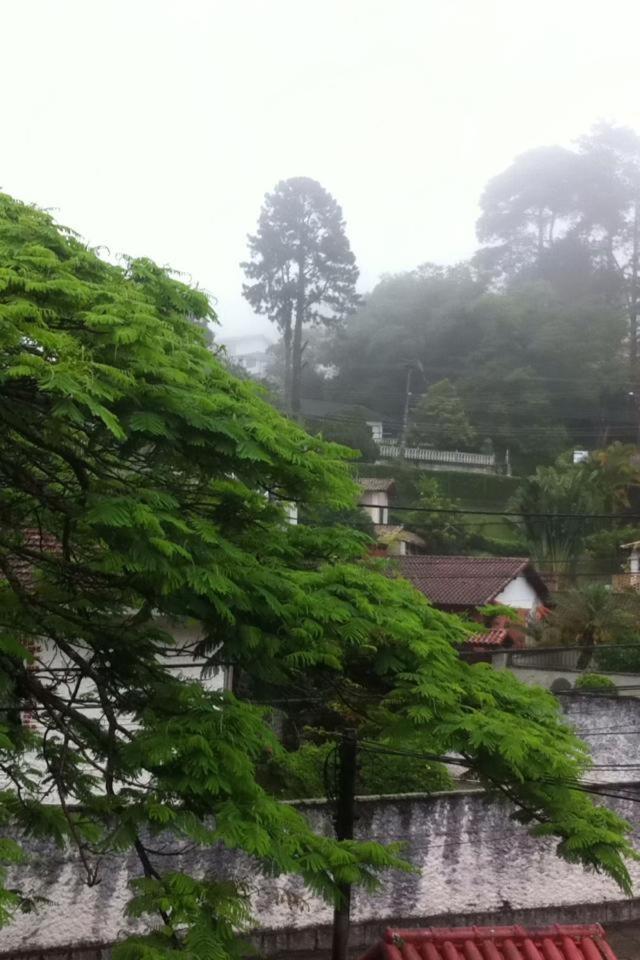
[[307, 412, 638, 438], [305, 500, 640, 520], [577, 729, 640, 737], [353, 739, 640, 804]]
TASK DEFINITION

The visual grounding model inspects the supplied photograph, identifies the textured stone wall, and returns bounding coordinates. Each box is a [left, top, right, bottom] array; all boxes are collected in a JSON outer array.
[[4, 788, 640, 958], [560, 694, 640, 782], [2, 694, 640, 958]]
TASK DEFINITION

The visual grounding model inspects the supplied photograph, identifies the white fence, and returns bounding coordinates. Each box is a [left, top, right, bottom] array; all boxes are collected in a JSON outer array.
[[379, 441, 496, 468]]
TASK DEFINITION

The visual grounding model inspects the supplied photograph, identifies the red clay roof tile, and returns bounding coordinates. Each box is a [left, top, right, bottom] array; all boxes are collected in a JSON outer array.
[[466, 627, 510, 647], [360, 926, 618, 960]]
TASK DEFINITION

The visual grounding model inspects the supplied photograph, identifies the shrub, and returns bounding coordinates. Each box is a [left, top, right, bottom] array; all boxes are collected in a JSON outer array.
[[575, 673, 618, 693]]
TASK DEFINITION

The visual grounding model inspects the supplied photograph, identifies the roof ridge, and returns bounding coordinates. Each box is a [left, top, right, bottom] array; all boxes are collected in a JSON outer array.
[[400, 555, 530, 562]]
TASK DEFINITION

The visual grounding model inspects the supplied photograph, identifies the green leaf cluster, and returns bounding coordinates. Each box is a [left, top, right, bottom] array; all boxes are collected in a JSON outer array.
[[0, 194, 635, 956]]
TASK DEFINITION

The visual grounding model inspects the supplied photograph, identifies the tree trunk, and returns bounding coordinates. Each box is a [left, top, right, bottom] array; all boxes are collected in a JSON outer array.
[[291, 260, 305, 418], [577, 626, 595, 670], [281, 302, 293, 414], [630, 199, 640, 442], [536, 207, 546, 261]]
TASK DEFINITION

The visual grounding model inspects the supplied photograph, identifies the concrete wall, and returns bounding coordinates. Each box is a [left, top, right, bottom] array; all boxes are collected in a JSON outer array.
[[492, 659, 640, 699], [2, 695, 640, 958], [3, 789, 640, 957], [560, 694, 640, 783]]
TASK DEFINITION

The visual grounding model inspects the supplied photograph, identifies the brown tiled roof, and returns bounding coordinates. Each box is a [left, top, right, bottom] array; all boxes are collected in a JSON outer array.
[[398, 555, 547, 607], [358, 477, 396, 493]]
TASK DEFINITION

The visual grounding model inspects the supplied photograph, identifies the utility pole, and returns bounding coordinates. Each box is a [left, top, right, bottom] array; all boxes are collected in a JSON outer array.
[[399, 364, 414, 460], [331, 729, 357, 960]]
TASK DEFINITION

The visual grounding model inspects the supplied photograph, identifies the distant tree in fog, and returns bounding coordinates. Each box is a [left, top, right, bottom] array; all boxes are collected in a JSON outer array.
[[242, 177, 359, 415], [408, 378, 476, 449], [476, 123, 640, 386]]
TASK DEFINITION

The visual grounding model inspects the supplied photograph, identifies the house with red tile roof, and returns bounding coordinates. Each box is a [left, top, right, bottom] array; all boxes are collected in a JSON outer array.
[[359, 925, 618, 960], [398, 555, 550, 653]]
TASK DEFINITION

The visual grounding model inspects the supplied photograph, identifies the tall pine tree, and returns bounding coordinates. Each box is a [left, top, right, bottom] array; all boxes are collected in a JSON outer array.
[[242, 177, 359, 414]]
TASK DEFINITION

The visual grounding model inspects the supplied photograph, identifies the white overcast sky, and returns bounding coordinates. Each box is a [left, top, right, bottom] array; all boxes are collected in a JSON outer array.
[[3, 0, 640, 339]]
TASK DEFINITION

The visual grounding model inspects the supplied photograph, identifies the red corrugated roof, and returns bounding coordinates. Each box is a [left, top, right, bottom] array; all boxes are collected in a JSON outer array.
[[398, 556, 546, 607], [359, 925, 618, 960]]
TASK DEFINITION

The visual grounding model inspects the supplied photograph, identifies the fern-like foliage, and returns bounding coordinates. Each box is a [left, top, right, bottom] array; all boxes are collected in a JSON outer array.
[[0, 193, 635, 959]]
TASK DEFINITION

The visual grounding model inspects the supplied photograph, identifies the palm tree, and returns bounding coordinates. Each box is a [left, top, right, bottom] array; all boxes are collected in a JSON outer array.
[[537, 584, 640, 668], [509, 459, 604, 579]]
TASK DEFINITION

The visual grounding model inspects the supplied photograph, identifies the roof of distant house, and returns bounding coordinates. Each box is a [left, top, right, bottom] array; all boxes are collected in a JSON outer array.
[[359, 477, 396, 494], [398, 555, 550, 608], [374, 524, 425, 546], [359, 925, 617, 960]]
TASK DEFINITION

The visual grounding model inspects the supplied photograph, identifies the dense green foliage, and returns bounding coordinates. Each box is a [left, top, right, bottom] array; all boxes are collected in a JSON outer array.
[[509, 458, 604, 576], [254, 124, 640, 475], [408, 379, 476, 449], [507, 448, 640, 577], [260, 741, 453, 800], [536, 585, 640, 661], [306, 267, 627, 471], [0, 193, 636, 957], [401, 477, 472, 554], [308, 406, 380, 462]]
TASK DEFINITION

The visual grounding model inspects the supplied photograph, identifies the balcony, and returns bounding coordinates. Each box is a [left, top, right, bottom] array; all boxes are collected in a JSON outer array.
[[612, 572, 640, 592]]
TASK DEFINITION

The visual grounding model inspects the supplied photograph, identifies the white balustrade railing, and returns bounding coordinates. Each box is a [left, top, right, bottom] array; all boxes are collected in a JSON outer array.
[[379, 442, 495, 467]]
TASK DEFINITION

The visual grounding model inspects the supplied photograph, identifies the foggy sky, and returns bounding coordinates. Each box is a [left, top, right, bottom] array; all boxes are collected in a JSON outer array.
[[3, 0, 640, 339]]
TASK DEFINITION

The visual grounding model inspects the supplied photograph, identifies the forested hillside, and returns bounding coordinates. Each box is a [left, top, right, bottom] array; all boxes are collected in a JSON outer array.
[[263, 123, 640, 474]]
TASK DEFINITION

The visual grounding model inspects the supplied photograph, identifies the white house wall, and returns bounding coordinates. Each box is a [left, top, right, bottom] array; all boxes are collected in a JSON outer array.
[[494, 575, 540, 613], [8, 621, 226, 800], [360, 491, 389, 524]]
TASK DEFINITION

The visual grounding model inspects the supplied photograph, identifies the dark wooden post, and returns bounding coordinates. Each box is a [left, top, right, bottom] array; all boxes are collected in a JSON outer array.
[[331, 729, 357, 960]]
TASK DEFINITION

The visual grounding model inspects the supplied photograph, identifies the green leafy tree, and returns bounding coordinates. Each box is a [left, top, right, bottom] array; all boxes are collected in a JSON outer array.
[[242, 177, 359, 415], [510, 456, 606, 577], [476, 124, 640, 389], [537, 585, 640, 669], [475, 145, 585, 282], [323, 266, 627, 472], [408, 379, 476, 449], [402, 476, 471, 554], [261, 740, 452, 799], [577, 124, 640, 379], [308, 406, 379, 462], [0, 193, 635, 958], [513, 445, 640, 578]]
